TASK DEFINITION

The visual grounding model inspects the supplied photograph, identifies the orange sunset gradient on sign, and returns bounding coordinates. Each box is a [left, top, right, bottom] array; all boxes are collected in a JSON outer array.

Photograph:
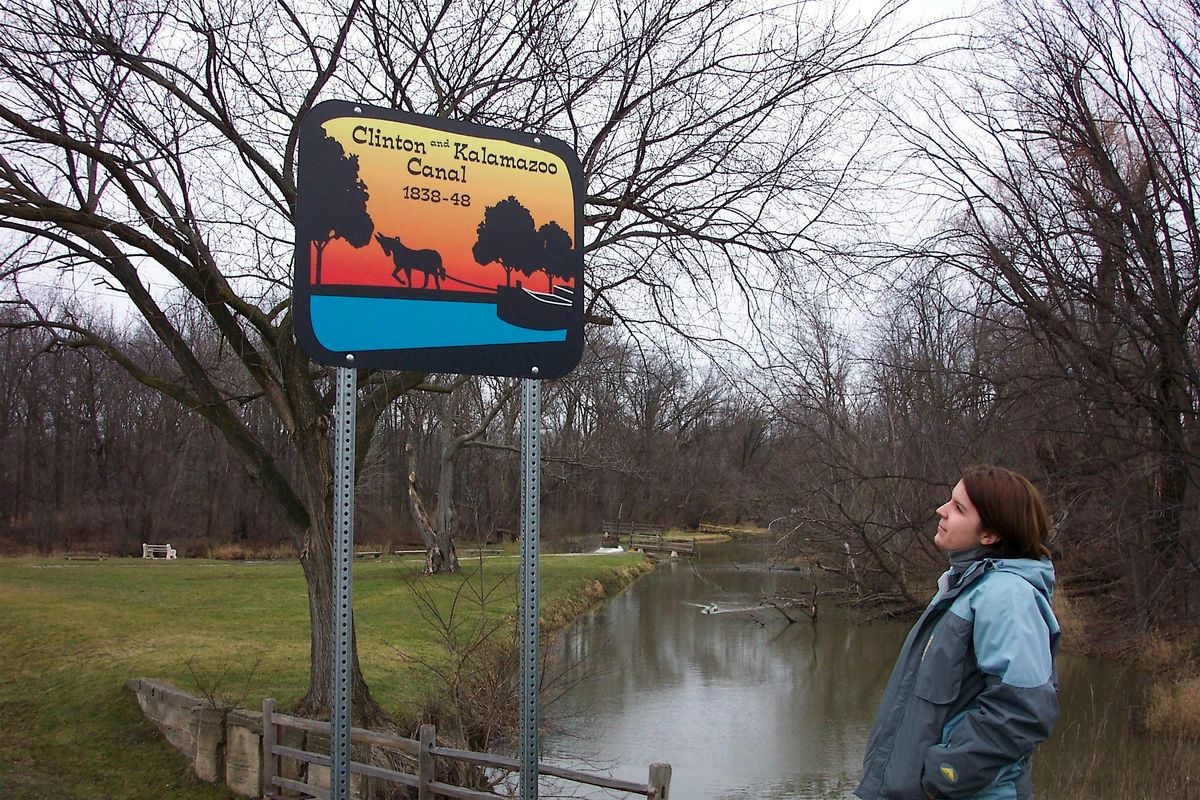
[[311, 116, 577, 292]]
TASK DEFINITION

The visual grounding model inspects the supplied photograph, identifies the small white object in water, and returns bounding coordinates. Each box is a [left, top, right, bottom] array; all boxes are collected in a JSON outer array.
[[685, 602, 720, 614]]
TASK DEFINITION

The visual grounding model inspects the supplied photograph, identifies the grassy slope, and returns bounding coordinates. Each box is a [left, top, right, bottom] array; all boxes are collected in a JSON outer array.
[[0, 553, 649, 800]]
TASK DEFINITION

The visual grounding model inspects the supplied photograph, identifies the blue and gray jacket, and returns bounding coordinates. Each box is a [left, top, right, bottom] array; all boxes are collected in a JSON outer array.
[[855, 547, 1060, 800]]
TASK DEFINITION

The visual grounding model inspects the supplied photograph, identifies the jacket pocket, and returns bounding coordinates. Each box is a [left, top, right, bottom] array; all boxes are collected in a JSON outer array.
[[913, 615, 971, 705]]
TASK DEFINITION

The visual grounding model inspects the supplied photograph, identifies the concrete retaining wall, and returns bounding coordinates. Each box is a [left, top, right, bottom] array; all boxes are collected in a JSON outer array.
[[126, 678, 262, 797]]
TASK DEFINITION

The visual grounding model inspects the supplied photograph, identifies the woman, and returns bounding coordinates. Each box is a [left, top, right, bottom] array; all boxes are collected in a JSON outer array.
[[855, 466, 1060, 800]]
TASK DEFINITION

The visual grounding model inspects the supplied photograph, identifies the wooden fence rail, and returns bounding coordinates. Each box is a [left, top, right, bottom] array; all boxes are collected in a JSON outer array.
[[626, 533, 696, 558], [601, 521, 665, 539], [697, 523, 740, 534], [261, 699, 671, 800]]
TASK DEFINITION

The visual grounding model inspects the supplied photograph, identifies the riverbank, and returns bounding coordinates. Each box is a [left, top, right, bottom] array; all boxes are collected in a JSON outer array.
[[1052, 588, 1200, 739], [544, 539, 1200, 799], [780, 539, 1200, 742], [665, 524, 770, 544], [0, 552, 650, 800]]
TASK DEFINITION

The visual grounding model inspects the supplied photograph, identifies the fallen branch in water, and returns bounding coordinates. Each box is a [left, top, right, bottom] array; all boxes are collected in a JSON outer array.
[[764, 585, 819, 624]]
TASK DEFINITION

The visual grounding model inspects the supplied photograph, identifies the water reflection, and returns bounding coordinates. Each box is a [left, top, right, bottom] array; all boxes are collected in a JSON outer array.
[[543, 543, 1200, 799]]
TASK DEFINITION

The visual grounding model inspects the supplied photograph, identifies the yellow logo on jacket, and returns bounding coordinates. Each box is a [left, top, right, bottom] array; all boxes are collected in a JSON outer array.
[[940, 764, 958, 783]]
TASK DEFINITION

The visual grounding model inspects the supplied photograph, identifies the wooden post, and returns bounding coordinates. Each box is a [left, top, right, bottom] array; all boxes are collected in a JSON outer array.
[[261, 698, 277, 799], [418, 723, 436, 800], [648, 762, 671, 800]]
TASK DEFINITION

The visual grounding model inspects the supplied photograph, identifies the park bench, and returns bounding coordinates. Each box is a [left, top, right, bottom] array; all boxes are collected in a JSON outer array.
[[64, 551, 107, 560], [354, 550, 383, 560], [142, 543, 177, 559], [261, 699, 672, 799]]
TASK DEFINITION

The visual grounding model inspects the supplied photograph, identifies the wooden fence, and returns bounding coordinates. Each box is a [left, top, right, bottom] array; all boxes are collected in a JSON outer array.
[[626, 533, 696, 557], [601, 521, 665, 539], [697, 523, 739, 534], [261, 699, 671, 800]]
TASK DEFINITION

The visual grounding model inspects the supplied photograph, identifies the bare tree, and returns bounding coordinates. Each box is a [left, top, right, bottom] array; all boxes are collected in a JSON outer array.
[[896, 0, 1200, 628], [0, 0, 929, 718], [433, 379, 519, 565], [0, 0, 421, 721], [400, 376, 516, 573], [350, 0, 932, 349]]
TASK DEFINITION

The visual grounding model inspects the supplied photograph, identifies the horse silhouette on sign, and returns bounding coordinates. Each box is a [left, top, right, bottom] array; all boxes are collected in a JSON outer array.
[[376, 233, 445, 290]]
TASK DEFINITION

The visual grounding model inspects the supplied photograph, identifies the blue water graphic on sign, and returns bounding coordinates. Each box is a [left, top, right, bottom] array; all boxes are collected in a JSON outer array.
[[311, 295, 567, 351]]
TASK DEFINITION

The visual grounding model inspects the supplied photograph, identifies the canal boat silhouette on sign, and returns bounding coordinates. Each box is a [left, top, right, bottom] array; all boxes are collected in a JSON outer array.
[[495, 283, 574, 331]]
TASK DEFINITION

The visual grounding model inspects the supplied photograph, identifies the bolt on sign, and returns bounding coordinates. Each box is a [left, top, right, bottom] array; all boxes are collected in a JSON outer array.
[[294, 100, 585, 379]]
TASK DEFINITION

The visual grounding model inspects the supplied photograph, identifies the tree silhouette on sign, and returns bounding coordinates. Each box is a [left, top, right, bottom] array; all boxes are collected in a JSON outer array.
[[538, 220, 573, 292], [472, 196, 539, 287], [301, 133, 373, 284]]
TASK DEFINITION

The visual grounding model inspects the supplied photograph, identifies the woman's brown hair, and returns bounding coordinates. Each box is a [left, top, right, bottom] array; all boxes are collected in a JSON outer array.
[[961, 465, 1053, 560]]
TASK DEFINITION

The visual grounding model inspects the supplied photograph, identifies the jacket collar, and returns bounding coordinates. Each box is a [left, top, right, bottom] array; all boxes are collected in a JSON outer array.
[[948, 544, 1002, 571], [937, 544, 1002, 595]]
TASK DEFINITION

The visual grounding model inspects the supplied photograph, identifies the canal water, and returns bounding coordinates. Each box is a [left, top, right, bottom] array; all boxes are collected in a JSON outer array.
[[541, 541, 1199, 799]]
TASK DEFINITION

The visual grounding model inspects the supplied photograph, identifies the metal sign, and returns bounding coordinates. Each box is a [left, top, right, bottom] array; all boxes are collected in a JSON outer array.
[[294, 100, 585, 379], [292, 101, 585, 800]]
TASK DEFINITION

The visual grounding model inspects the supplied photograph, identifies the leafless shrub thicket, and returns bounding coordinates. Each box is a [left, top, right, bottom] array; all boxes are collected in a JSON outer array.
[[0, 314, 777, 553]]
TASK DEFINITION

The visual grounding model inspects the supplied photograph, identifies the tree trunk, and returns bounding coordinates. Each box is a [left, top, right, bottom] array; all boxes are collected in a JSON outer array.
[[409, 469, 446, 574], [293, 420, 385, 724], [435, 456, 459, 572], [296, 529, 384, 723], [434, 395, 461, 573], [405, 440, 460, 574], [1148, 367, 1192, 626]]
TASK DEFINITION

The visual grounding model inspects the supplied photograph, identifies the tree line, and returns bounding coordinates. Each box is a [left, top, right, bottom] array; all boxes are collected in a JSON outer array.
[[0, 308, 773, 557]]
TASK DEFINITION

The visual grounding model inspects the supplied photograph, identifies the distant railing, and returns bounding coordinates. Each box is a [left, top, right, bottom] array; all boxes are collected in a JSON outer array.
[[64, 551, 107, 560], [261, 699, 672, 800], [601, 521, 665, 539], [697, 523, 740, 534], [626, 533, 696, 558]]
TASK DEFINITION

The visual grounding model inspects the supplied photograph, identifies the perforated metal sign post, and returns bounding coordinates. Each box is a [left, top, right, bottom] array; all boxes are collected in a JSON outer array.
[[294, 103, 585, 800], [331, 364, 355, 800], [519, 377, 542, 799]]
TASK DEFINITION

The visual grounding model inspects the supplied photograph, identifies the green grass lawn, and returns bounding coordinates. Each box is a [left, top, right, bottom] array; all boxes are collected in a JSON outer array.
[[0, 552, 649, 800]]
